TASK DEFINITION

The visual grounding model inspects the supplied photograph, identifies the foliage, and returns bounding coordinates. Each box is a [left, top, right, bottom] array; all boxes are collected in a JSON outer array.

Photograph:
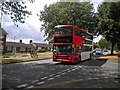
[[93, 43, 100, 49], [39, 2, 97, 41], [98, 38, 110, 49], [2, 55, 10, 58], [22, 54, 29, 57], [1, 1, 33, 26], [36, 49, 48, 52], [97, 1, 120, 54]]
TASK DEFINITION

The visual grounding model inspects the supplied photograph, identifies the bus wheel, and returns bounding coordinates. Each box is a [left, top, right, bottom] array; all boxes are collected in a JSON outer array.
[[79, 55, 81, 62], [90, 53, 93, 60]]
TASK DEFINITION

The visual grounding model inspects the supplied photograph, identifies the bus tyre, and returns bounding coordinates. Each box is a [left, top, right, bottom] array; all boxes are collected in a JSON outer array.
[[90, 53, 93, 60], [79, 55, 81, 62]]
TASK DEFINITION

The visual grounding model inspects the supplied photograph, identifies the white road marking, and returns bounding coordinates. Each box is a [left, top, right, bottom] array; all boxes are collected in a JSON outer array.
[[62, 69, 67, 72], [61, 73, 66, 75], [27, 85, 35, 88], [55, 75, 61, 77], [32, 80, 39, 83], [47, 78, 54, 81], [75, 67, 80, 69], [41, 76, 48, 80], [37, 81, 45, 85], [71, 69, 76, 71], [49, 74, 55, 77], [67, 70, 71, 72], [57, 72, 62, 74], [17, 84, 28, 88]]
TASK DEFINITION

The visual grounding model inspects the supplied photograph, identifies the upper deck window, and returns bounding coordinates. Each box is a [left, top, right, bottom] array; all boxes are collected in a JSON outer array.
[[54, 27, 72, 35]]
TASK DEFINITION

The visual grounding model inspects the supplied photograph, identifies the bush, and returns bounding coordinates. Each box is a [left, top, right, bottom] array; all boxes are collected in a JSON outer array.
[[36, 49, 42, 52], [36, 49, 48, 52], [13, 55, 17, 57], [2, 55, 10, 58], [22, 55, 29, 57]]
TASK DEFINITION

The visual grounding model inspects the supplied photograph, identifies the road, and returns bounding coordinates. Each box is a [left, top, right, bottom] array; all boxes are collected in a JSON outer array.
[[2, 57, 119, 89]]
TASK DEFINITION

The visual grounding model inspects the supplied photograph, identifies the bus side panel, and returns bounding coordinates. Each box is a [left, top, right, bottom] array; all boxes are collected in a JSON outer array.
[[81, 51, 91, 61], [74, 35, 84, 45]]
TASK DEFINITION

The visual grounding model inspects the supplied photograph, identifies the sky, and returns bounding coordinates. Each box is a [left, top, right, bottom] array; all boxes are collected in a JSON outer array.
[[1, 0, 103, 44]]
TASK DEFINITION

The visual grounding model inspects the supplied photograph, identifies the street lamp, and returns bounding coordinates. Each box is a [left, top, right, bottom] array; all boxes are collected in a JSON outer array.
[[13, 36, 16, 54], [14, 36, 16, 42]]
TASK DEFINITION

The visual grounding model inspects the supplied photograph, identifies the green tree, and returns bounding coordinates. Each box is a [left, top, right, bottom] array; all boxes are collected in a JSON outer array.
[[39, 2, 97, 41], [93, 43, 100, 49], [1, 1, 34, 26], [97, 2, 120, 54], [98, 38, 110, 49]]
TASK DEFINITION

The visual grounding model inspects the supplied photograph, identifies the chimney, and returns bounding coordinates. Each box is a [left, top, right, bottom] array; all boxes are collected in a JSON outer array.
[[30, 40, 32, 44], [20, 39, 22, 43]]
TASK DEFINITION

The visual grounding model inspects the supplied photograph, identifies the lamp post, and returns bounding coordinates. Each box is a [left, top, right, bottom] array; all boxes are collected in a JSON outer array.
[[14, 36, 16, 42], [13, 36, 16, 54]]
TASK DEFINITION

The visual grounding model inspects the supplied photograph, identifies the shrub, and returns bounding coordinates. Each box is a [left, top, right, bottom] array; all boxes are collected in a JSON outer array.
[[36, 49, 42, 52], [36, 49, 48, 52], [22, 55, 29, 57], [2, 55, 10, 58]]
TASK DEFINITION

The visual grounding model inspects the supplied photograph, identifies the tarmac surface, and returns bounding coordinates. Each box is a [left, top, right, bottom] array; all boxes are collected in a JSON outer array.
[[2, 54, 119, 89]]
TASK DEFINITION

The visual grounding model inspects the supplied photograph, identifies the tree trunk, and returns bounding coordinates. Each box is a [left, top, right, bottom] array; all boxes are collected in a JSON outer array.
[[111, 42, 115, 55], [117, 43, 120, 50]]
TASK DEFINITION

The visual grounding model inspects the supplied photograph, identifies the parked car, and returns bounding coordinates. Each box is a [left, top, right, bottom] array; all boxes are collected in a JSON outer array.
[[103, 48, 108, 52], [102, 48, 109, 55], [93, 48, 102, 55]]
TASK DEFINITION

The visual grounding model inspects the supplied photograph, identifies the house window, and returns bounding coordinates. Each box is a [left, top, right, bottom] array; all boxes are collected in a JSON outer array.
[[0, 45, 3, 50], [7, 47, 13, 50], [20, 47, 25, 51], [38, 47, 41, 49]]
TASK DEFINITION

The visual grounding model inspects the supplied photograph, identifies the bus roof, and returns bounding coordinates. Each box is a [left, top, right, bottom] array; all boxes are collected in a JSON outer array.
[[54, 25, 87, 33]]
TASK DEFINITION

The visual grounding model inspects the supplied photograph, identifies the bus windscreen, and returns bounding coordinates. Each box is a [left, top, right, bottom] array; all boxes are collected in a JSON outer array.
[[53, 45, 73, 54], [54, 36, 72, 43]]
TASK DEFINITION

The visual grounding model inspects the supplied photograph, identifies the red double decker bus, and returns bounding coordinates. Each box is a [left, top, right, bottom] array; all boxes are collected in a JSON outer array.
[[53, 25, 93, 63]]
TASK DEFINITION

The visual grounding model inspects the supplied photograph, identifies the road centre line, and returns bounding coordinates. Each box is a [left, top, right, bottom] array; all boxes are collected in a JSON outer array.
[[55, 75, 61, 77], [24, 67, 80, 88], [49, 74, 55, 76], [47, 78, 54, 81], [41, 76, 48, 80], [71, 69, 76, 71], [17, 84, 28, 88], [61, 72, 66, 75], [36, 76, 119, 88], [37, 81, 45, 85], [67, 70, 71, 72], [32, 80, 39, 83], [27, 85, 35, 88], [38, 67, 79, 84]]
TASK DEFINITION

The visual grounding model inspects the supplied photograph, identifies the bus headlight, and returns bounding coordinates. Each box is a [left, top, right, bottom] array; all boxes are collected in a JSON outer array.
[[53, 56, 56, 59], [68, 57, 71, 59]]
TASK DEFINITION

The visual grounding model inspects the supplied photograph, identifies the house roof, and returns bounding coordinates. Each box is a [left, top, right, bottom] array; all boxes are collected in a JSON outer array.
[[6, 42, 52, 49], [33, 43, 52, 47], [6, 42, 36, 49], [0, 28, 8, 35]]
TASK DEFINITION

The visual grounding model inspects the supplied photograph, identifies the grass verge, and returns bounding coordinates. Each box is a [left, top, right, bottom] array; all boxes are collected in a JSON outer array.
[[1, 57, 52, 64], [1, 58, 39, 64]]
